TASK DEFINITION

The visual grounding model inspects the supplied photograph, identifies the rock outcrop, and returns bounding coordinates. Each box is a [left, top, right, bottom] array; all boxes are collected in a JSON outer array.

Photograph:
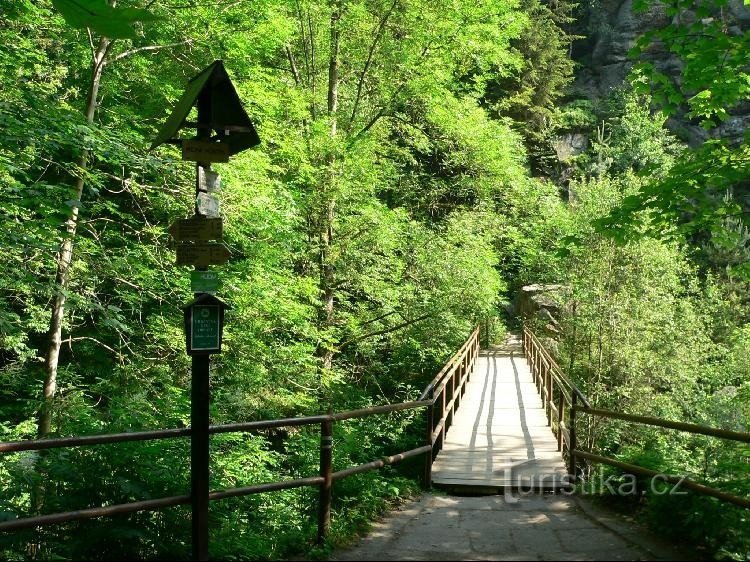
[[572, 0, 750, 146]]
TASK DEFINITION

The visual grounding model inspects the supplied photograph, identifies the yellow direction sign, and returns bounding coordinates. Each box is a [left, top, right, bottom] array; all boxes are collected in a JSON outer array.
[[182, 139, 229, 163], [176, 242, 231, 267], [169, 216, 222, 241]]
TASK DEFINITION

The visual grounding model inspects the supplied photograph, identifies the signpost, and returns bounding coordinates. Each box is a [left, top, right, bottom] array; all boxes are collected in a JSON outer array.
[[152, 59, 260, 562], [196, 192, 220, 218], [191, 271, 220, 294], [182, 139, 230, 163], [176, 242, 231, 267], [184, 294, 227, 355], [169, 216, 223, 241]]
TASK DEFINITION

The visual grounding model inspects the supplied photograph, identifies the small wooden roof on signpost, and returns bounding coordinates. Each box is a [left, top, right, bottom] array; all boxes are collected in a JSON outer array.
[[183, 292, 230, 311], [151, 60, 260, 156]]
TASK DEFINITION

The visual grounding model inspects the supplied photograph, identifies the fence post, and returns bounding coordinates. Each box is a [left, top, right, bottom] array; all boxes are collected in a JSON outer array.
[[569, 393, 577, 482], [451, 366, 457, 421], [456, 360, 462, 408], [317, 419, 333, 544]]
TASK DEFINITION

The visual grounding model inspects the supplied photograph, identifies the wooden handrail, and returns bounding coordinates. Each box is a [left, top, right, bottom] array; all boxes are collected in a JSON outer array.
[[578, 407, 750, 444], [523, 323, 750, 509], [575, 450, 750, 509], [418, 325, 480, 401], [422, 325, 480, 488], [0, 326, 482, 549], [524, 326, 590, 407], [0, 402, 432, 455]]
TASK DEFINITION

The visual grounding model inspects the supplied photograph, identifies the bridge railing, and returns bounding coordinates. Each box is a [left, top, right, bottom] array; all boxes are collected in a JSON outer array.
[[0, 326, 480, 556], [419, 325, 481, 485], [522, 325, 750, 509]]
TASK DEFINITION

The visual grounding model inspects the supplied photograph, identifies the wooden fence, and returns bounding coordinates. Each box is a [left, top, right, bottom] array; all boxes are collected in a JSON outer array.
[[0, 326, 481, 560], [523, 325, 750, 509]]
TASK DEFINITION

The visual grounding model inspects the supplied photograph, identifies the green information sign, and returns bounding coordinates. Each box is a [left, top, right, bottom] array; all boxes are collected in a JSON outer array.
[[191, 270, 220, 293], [191, 305, 221, 351]]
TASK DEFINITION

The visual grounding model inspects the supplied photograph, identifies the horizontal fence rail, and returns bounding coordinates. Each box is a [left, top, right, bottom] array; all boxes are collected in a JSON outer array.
[[577, 407, 750, 444], [522, 324, 750, 510], [574, 451, 750, 509], [0, 326, 481, 559]]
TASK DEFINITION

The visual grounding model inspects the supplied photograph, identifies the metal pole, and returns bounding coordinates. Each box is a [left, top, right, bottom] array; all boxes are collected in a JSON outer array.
[[317, 419, 333, 544], [191, 354, 210, 561]]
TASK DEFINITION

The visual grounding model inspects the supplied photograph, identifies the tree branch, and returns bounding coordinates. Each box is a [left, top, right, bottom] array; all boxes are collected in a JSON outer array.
[[285, 45, 303, 86], [340, 313, 432, 349], [359, 309, 399, 328], [348, 0, 398, 129], [348, 36, 438, 147], [107, 39, 192, 64], [64, 336, 120, 356]]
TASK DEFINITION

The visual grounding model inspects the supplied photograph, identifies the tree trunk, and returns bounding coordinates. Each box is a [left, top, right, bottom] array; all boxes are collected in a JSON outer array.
[[316, 0, 342, 401], [38, 36, 110, 438]]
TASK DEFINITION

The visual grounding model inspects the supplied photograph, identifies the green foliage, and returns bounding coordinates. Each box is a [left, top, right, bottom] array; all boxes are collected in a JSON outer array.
[[598, 0, 750, 277], [630, 1, 750, 127], [601, 141, 750, 246], [556, 127, 750, 560], [0, 0, 550, 559], [52, 0, 160, 39], [2, 0, 748, 559], [556, 100, 599, 131], [485, 0, 578, 174]]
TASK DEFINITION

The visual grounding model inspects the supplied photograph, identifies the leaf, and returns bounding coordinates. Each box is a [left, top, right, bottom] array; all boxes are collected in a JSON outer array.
[[51, 0, 159, 39]]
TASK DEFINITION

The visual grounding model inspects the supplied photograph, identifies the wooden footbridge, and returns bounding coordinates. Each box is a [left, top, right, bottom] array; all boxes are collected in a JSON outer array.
[[1, 326, 748, 561], [429, 334, 567, 490]]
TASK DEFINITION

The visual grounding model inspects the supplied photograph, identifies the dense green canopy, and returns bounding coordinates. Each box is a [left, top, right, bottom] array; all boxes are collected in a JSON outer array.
[[0, 0, 747, 559]]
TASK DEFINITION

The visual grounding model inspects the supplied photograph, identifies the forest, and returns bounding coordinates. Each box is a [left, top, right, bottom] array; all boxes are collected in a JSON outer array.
[[0, 0, 748, 560]]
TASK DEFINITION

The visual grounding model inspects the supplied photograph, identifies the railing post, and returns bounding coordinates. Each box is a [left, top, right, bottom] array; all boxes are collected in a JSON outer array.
[[424, 391, 434, 490], [546, 365, 552, 425], [557, 392, 564, 452], [439, 387, 446, 452], [455, 361, 461, 408], [317, 419, 333, 544], [465, 350, 469, 386], [451, 366, 457, 420], [569, 394, 577, 483]]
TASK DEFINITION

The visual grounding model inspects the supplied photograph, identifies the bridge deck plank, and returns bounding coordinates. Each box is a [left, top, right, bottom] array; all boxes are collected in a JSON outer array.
[[432, 337, 568, 490]]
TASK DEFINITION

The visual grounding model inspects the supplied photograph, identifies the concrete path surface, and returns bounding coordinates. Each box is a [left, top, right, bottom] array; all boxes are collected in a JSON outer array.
[[332, 493, 697, 561]]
